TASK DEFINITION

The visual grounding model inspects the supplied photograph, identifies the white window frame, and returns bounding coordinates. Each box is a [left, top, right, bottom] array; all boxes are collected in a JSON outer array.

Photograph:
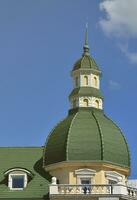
[[9, 173, 27, 190], [4, 168, 31, 190], [105, 171, 123, 185], [75, 168, 96, 185]]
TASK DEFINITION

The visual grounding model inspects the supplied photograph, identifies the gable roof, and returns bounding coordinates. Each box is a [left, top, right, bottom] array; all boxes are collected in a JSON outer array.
[[0, 147, 50, 199]]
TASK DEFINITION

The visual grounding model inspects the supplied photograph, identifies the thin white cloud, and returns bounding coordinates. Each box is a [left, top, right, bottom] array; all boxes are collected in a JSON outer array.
[[119, 43, 137, 64], [99, 0, 137, 38], [108, 80, 121, 90], [99, 0, 137, 64]]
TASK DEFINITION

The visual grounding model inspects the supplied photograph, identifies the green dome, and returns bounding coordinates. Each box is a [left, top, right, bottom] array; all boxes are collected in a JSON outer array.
[[44, 108, 130, 168], [73, 55, 100, 72]]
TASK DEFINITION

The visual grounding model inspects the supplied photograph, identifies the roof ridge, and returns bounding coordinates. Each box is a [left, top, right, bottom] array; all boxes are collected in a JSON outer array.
[[81, 54, 85, 67], [87, 55, 92, 68], [92, 111, 104, 160], [104, 114, 131, 167], [66, 112, 78, 161]]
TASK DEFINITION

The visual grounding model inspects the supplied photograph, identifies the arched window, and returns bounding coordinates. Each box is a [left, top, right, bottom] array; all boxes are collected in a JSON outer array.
[[4, 168, 33, 190], [83, 99, 88, 107], [84, 76, 88, 86], [93, 76, 98, 87], [95, 100, 99, 109]]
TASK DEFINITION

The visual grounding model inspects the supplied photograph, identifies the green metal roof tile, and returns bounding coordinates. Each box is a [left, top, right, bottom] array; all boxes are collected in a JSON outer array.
[[44, 109, 130, 168], [93, 112, 130, 167], [73, 55, 100, 72], [92, 111, 104, 160], [0, 147, 50, 199], [67, 110, 102, 161], [45, 114, 76, 165], [69, 87, 103, 99]]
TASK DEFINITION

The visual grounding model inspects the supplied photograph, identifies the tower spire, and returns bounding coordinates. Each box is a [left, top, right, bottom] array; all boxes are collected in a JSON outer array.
[[83, 23, 90, 55]]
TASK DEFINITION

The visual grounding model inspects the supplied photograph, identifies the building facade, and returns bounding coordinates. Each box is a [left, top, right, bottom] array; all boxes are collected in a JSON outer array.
[[0, 29, 136, 200]]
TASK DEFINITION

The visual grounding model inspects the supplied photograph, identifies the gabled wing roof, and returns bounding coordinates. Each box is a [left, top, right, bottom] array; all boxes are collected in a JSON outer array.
[[0, 147, 50, 199]]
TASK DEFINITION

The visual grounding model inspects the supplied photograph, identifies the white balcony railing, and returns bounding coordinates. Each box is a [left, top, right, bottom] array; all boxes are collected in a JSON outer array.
[[50, 184, 137, 198]]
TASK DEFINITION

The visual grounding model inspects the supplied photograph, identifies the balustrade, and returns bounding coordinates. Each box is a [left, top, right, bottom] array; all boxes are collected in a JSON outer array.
[[50, 184, 137, 198]]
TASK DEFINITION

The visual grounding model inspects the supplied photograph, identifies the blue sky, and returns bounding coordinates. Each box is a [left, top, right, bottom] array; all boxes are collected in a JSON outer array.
[[0, 0, 137, 178]]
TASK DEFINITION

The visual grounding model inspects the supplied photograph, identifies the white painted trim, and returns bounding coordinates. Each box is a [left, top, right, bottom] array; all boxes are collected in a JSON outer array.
[[75, 168, 96, 185], [75, 168, 96, 175], [8, 171, 28, 190], [5, 168, 31, 176], [105, 171, 123, 184]]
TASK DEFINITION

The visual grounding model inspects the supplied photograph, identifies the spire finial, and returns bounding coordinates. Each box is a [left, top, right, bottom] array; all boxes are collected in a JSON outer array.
[[83, 22, 90, 55], [85, 22, 88, 46]]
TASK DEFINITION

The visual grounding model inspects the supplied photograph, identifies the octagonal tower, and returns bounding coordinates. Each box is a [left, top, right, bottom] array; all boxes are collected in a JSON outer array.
[[43, 27, 130, 187]]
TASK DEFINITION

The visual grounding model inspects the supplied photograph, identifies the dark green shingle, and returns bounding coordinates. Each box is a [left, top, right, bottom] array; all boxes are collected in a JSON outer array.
[[0, 147, 50, 199], [69, 87, 103, 99], [44, 108, 130, 169], [73, 55, 100, 72]]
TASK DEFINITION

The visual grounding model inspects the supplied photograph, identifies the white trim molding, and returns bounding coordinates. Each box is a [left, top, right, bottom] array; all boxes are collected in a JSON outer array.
[[9, 172, 27, 190], [105, 171, 123, 184], [4, 168, 32, 176], [4, 168, 32, 190], [75, 168, 96, 184]]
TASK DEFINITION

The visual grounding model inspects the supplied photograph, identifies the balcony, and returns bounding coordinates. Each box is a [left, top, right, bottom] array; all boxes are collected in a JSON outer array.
[[49, 184, 137, 199]]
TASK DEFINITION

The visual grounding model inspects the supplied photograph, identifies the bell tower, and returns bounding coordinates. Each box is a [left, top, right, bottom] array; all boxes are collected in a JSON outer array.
[[69, 25, 103, 110], [44, 26, 130, 191]]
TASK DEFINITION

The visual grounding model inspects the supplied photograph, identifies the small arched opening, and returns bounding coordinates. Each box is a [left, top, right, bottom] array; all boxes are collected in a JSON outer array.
[[84, 76, 88, 86], [95, 100, 99, 109], [93, 76, 98, 87], [83, 99, 88, 107]]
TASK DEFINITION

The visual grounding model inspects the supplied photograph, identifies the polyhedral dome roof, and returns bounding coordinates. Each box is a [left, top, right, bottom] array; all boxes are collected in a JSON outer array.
[[43, 27, 130, 171], [73, 55, 100, 72], [44, 108, 130, 168]]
